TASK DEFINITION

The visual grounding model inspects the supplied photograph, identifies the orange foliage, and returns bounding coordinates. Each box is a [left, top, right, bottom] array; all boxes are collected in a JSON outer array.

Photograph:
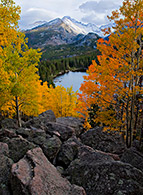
[[78, 0, 143, 147]]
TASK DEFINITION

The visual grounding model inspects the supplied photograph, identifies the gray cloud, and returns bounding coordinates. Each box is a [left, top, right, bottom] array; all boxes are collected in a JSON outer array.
[[78, 0, 122, 25], [81, 13, 109, 25], [14, 0, 123, 29], [19, 8, 57, 29], [79, 0, 121, 13]]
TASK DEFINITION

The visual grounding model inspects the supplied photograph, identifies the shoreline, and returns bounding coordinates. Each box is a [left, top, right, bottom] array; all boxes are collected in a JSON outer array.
[[53, 68, 87, 79]]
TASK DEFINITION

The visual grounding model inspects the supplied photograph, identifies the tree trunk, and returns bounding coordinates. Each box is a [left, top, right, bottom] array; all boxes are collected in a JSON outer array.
[[129, 96, 134, 148], [134, 99, 139, 135], [126, 99, 130, 148], [15, 96, 21, 127], [140, 118, 143, 147]]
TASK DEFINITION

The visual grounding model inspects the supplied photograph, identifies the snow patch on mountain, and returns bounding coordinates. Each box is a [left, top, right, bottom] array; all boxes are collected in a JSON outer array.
[[24, 21, 47, 30], [62, 17, 87, 35], [47, 18, 62, 26], [62, 16, 104, 36], [25, 16, 114, 37]]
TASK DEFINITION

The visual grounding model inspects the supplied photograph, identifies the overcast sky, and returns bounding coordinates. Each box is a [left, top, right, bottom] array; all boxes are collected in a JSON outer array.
[[14, 0, 123, 29]]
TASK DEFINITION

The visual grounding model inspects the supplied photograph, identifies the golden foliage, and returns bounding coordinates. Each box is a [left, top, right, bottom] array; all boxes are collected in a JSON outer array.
[[0, 0, 44, 125], [0, 0, 80, 126], [42, 85, 79, 118]]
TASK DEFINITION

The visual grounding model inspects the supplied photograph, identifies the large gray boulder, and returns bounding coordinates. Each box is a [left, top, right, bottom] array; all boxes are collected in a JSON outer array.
[[80, 127, 126, 155], [11, 147, 86, 195], [45, 122, 75, 141], [66, 145, 143, 195], [41, 135, 62, 161], [0, 142, 13, 195], [0, 118, 18, 129], [24, 110, 56, 129], [0, 128, 17, 139], [39, 110, 56, 120], [57, 136, 82, 167], [16, 127, 61, 162], [2, 136, 36, 162], [56, 117, 84, 136], [121, 147, 143, 172], [16, 127, 46, 140], [57, 136, 120, 168]]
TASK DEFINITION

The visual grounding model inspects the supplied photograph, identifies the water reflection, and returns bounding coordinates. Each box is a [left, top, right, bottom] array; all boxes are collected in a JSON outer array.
[[53, 71, 88, 92]]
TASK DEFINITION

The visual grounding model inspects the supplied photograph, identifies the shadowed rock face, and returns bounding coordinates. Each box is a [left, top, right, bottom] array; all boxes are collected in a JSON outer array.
[[45, 122, 75, 141], [56, 117, 84, 136], [41, 135, 62, 161], [0, 142, 13, 195], [66, 145, 143, 195], [11, 147, 86, 195], [57, 136, 82, 167], [24, 110, 56, 129], [0, 118, 18, 129], [121, 147, 143, 172], [16, 128, 62, 162], [80, 127, 126, 155], [2, 136, 36, 162]]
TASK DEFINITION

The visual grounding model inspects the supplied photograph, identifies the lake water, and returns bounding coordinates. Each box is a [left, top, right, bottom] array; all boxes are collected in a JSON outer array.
[[53, 71, 88, 92]]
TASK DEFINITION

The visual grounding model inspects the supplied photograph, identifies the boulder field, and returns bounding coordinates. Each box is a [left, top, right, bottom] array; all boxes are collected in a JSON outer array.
[[0, 110, 143, 195]]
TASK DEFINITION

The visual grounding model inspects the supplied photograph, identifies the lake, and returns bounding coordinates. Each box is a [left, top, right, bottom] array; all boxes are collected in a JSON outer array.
[[53, 71, 88, 92]]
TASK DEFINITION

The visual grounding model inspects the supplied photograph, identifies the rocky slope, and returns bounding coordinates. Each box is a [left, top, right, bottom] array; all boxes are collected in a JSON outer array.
[[24, 16, 107, 48], [24, 16, 104, 60], [25, 18, 78, 48], [0, 110, 143, 195]]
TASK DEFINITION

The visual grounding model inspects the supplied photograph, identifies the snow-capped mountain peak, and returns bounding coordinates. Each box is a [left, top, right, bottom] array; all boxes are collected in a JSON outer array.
[[25, 16, 114, 37], [62, 16, 104, 36], [25, 16, 114, 49], [62, 16, 87, 35], [47, 18, 62, 26]]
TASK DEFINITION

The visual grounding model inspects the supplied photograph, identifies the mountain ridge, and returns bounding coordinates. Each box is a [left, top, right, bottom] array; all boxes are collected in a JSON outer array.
[[24, 16, 112, 59], [24, 16, 107, 49], [25, 16, 113, 37]]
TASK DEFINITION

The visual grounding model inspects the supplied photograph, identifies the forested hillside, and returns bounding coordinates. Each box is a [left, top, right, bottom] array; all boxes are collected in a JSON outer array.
[[38, 51, 99, 85], [25, 26, 100, 85]]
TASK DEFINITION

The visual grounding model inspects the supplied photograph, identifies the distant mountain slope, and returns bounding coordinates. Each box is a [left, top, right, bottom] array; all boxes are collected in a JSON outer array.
[[24, 16, 112, 59], [24, 16, 113, 48], [25, 18, 78, 48], [24, 21, 47, 30], [42, 33, 100, 60]]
